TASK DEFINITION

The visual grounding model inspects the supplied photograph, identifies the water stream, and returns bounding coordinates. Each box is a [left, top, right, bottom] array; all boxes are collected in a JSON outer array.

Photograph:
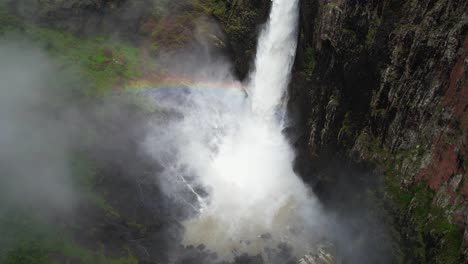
[[173, 0, 326, 260]]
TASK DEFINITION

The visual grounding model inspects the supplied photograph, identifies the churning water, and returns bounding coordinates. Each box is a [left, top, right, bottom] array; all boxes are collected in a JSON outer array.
[[143, 0, 326, 261]]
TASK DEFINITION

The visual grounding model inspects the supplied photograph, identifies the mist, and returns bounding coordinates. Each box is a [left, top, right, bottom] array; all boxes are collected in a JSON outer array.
[[0, 39, 79, 213], [0, 37, 151, 216], [0, 1, 395, 263], [141, 0, 330, 262]]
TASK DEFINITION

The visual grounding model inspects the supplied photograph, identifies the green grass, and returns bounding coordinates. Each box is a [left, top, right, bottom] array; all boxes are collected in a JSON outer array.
[[3, 240, 50, 264], [0, 209, 136, 264], [55, 241, 138, 264], [1, 4, 143, 96], [24, 26, 142, 96], [4, 235, 138, 264]]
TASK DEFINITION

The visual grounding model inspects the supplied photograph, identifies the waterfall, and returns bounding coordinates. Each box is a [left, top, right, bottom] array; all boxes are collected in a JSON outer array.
[[145, 0, 324, 261], [179, 0, 324, 258], [249, 0, 299, 122]]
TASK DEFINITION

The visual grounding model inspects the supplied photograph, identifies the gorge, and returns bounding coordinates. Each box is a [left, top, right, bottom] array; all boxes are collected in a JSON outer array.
[[0, 0, 466, 263]]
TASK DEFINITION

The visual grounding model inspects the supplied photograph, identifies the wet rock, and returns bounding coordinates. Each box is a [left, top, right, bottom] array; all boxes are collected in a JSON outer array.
[[298, 242, 337, 264]]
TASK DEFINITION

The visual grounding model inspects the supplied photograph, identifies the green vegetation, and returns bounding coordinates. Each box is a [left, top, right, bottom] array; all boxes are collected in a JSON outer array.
[[150, 13, 194, 51], [429, 208, 463, 264], [25, 27, 142, 96], [355, 129, 461, 262], [224, 10, 258, 36], [0, 4, 142, 97], [207, 0, 259, 37], [0, 152, 133, 263], [2, 233, 138, 264], [370, 90, 390, 119], [356, 131, 463, 264], [150, 0, 172, 18], [57, 242, 138, 264], [338, 112, 358, 146], [435, 104, 445, 114], [403, 184, 463, 264], [72, 154, 120, 218], [366, 17, 382, 47], [0, 208, 135, 264], [210, 0, 228, 17], [384, 164, 413, 209], [327, 94, 340, 110], [342, 28, 358, 43], [0, 6, 149, 262], [304, 47, 316, 80], [0, 3, 23, 33], [3, 240, 49, 264], [146, 0, 230, 51]]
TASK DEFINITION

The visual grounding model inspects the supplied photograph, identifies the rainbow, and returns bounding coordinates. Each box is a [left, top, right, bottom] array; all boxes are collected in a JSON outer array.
[[121, 75, 247, 96], [113, 75, 249, 112]]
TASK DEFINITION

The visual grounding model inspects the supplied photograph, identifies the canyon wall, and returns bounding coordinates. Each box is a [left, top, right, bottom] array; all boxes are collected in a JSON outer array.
[[292, 0, 467, 263], [2, 0, 467, 262]]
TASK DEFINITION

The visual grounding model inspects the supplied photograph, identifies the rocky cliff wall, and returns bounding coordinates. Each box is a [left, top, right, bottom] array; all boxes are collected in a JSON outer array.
[[3, 0, 467, 262], [293, 0, 467, 263]]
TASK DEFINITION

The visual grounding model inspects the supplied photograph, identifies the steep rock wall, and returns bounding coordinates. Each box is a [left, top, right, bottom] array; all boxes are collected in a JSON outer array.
[[293, 0, 467, 262], [208, 0, 271, 78]]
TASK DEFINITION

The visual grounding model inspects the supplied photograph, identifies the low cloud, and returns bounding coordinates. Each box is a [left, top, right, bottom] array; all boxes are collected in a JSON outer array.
[[0, 38, 79, 213]]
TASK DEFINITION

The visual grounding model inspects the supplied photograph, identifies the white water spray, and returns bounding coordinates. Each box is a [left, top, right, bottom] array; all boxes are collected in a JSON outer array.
[[249, 0, 300, 121], [144, 0, 325, 261]]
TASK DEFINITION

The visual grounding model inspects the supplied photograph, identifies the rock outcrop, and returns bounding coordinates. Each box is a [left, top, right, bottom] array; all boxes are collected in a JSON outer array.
[[298, 242, 338, 264], [293, 0, 467, 262]]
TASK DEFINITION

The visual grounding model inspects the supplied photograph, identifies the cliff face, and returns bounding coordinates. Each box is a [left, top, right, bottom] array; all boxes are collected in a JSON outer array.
[[293, 0, 467, 262], [207, 0, 271, 78], [2, 0, 467, 262]]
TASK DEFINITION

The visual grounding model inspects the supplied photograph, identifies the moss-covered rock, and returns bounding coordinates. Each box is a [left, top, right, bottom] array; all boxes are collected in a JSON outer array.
[[205, 0, 271, 79]]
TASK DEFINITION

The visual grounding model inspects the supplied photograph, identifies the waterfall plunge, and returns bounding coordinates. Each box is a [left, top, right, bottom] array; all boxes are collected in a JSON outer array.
[[249, 0, 300, 121], [144, 0, 325, 261], [179, 0, 324, 260]]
